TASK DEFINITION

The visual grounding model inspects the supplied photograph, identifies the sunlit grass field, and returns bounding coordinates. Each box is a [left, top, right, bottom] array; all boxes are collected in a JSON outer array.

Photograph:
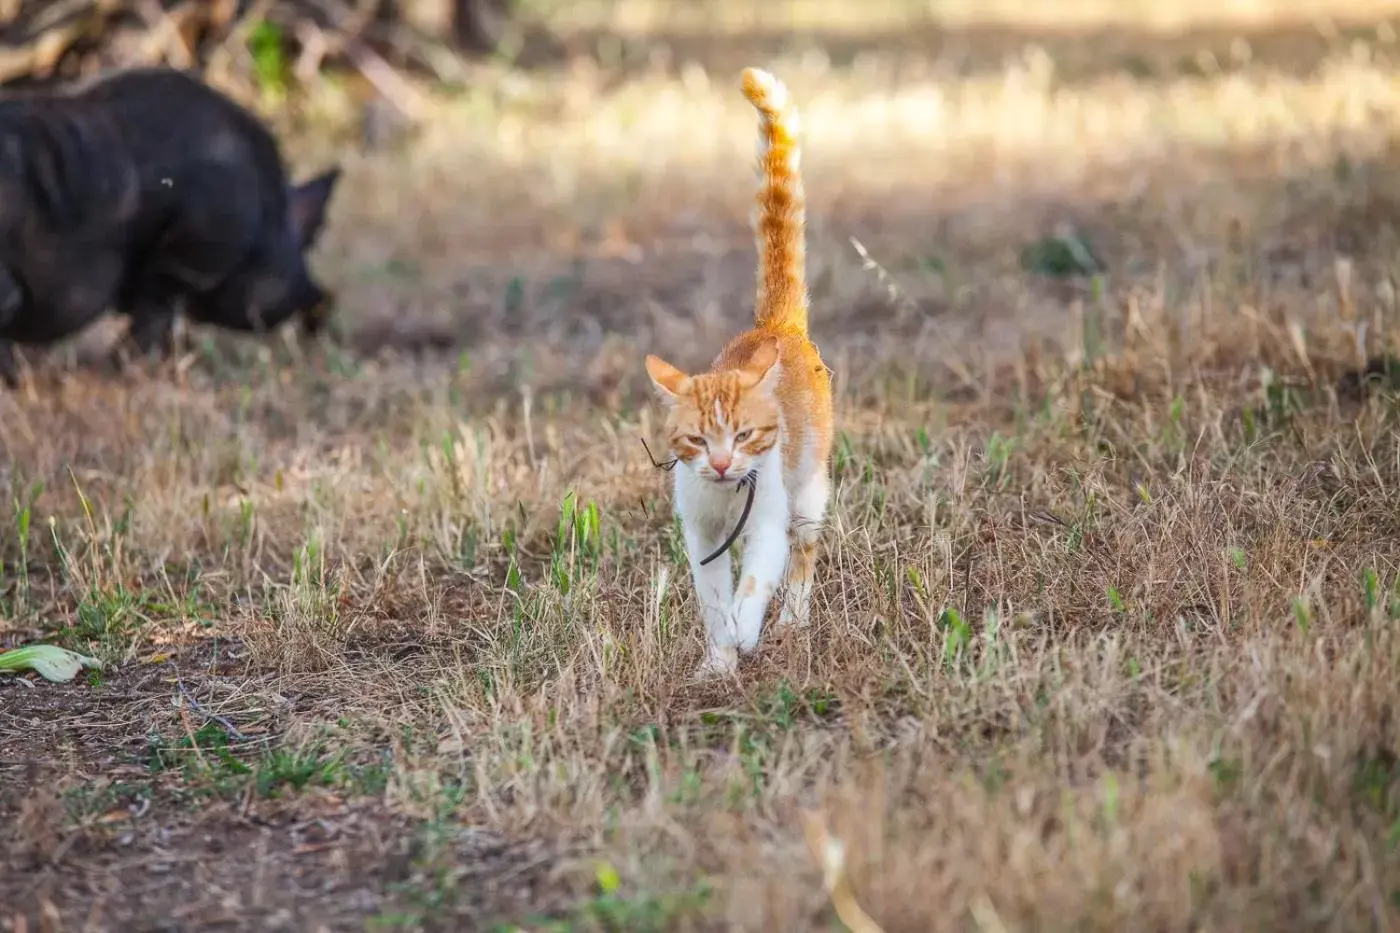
[[7, 1, 1400, 929]]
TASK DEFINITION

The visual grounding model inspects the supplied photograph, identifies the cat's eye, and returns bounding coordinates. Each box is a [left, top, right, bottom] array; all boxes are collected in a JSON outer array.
[[685, 435, 707, 448], [735, 429, 753, 443]]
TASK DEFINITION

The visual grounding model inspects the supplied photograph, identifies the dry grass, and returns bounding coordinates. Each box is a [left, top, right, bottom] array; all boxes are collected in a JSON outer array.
[[7, 2, 1400, 931]]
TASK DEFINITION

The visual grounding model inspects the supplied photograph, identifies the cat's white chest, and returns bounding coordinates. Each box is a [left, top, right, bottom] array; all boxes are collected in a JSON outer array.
[[675, 471, 747, 537], [674, 450, 788, 542]]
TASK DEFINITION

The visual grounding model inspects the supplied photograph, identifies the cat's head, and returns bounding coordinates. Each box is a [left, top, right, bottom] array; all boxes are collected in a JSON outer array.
[[645, 338, 782, 484]]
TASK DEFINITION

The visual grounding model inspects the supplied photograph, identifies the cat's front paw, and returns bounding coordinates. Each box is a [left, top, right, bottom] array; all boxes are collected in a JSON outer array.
[[693, 644, 739, 680], [733, 599, 769, 654]]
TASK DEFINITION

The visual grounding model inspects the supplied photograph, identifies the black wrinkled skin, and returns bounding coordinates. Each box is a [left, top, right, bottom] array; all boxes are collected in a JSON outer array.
[[0, 67, 341, 385]]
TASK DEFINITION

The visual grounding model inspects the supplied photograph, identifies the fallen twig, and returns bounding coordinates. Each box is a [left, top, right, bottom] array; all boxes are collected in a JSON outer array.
[[175, 677, 250, 742]]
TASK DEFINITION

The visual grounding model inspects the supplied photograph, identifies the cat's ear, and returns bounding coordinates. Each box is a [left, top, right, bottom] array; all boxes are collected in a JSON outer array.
[[289, 167, 341, 250], [645, 354, 691, 400], [744, 337, 782, 392]]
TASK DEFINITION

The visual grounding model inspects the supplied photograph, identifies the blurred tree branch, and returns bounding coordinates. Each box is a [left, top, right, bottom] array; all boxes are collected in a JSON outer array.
[[0, 0, 516, 90]]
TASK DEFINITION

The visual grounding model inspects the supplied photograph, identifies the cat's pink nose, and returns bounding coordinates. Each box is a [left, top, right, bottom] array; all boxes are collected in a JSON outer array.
[[711, 456, 731, 477]]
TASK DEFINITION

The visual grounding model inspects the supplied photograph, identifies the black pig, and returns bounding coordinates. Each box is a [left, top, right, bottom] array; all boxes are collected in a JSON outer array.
[[0, 66, 341, 385]]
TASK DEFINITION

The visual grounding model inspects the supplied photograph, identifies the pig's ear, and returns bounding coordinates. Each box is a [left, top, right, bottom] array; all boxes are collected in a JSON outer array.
[[289, 167, 341, 249]]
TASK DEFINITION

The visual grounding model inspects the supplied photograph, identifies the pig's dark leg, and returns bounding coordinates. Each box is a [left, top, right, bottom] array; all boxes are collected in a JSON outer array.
[[110, 261, 187, 369], [0, 263, 22, 332], [0, 264, 24, 387], [0, 340, 18, 388], [125, 303, 177, 359]]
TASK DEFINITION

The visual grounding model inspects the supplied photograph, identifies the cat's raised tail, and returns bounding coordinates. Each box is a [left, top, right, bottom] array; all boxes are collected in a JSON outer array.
[[741, 67, 809, 335]]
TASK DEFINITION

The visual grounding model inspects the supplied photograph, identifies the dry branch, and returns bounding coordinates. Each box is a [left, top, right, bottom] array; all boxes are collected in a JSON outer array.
[[0, 0, 514, 92]]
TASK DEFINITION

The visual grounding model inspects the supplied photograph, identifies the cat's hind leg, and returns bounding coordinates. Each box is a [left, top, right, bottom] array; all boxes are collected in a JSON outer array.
[[777, 470, 830, 631]]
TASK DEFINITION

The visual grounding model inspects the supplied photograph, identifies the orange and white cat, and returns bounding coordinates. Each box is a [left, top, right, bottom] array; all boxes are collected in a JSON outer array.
[[645, 67, 834, 677]]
